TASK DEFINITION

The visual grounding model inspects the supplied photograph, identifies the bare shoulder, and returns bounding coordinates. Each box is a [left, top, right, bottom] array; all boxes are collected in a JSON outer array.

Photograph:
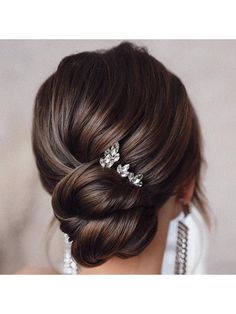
[[15, 266, 60, 274]]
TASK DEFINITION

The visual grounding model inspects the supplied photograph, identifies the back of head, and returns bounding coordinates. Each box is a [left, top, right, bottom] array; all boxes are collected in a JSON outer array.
[[32, 42, 206, 267]]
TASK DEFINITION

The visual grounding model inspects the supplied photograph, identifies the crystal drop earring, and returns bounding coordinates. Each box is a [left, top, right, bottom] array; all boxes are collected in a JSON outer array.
[[174, 200, 191, 275], [63, 234, 78, 275]]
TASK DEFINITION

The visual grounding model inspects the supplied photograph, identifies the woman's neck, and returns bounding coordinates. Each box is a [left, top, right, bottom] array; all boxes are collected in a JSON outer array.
[[79, 198, 177, 275]]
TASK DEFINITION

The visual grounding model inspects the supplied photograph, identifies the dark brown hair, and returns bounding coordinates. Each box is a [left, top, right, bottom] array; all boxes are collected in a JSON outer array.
[[32, 41, 208, 267]]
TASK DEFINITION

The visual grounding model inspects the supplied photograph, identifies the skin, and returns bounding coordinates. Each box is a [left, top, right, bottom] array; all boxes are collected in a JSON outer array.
[[16, 182, 194, 275]]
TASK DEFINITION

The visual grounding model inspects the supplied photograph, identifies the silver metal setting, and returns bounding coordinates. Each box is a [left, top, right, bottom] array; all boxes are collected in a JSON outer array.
[[174, 220, 189, 274], [174, 200, 191, 277]]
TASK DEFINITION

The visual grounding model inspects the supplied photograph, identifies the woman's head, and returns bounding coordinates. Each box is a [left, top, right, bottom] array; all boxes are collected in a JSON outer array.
[[32, 41, 207, 267]]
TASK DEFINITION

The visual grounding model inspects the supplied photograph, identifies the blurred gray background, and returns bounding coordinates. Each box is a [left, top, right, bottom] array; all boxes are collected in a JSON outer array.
[[0, 40, 235, 274]]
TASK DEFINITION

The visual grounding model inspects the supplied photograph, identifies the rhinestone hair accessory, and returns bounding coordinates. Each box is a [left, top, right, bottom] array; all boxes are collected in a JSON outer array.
[[99, 142, 120, 168], [99, 141, 143, 187]]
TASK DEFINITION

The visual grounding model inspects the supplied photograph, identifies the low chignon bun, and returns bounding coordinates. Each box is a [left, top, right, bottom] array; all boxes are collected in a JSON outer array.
[[32, 42, 207, 267], [51, 161, 157, 266]]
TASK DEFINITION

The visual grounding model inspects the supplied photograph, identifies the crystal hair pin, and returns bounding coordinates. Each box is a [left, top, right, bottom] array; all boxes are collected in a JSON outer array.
[[99, 141, 143, 187]]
